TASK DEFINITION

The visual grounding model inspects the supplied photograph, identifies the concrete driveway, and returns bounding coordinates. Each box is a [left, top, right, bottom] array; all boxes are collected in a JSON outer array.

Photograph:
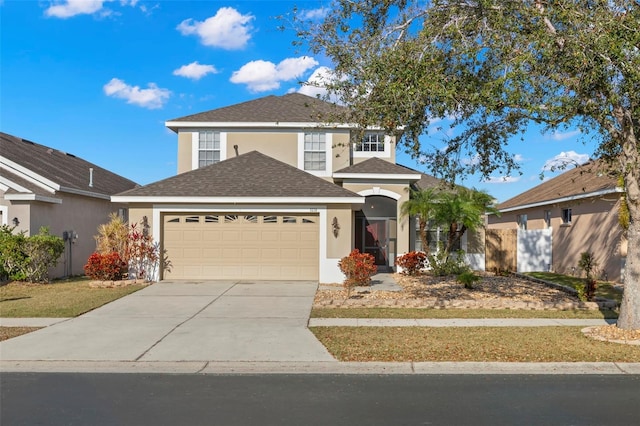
[[0, 281, 335, 362]]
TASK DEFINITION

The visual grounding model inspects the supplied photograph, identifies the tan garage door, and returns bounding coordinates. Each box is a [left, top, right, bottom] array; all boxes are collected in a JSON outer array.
[[163, 213, 319, 280]]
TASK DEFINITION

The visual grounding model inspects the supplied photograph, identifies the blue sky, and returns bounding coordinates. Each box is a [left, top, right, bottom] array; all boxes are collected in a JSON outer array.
[[1, 0, 599, 203]]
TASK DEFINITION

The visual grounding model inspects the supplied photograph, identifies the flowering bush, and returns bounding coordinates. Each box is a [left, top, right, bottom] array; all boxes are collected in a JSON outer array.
[[338, 249, 377, 293], [395, 251, 427, 275], [84, 252, 127, 281]]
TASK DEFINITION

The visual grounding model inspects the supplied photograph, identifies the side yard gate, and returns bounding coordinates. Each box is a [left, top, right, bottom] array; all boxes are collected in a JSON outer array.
[[485, 228, 552, 274]]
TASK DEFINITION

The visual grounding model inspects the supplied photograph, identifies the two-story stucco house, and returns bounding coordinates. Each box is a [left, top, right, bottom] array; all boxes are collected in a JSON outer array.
[[112, 93, 483, 283], [487, 160, 627, 282]]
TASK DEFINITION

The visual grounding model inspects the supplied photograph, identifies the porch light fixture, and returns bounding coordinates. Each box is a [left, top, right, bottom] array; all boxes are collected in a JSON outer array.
[[332, 217, 340, 238], [12, 217, 19, 226]]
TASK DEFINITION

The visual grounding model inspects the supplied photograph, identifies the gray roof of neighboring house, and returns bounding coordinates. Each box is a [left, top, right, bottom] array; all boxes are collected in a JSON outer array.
[[497, 160, 618, 210], [0, 132, 138, 196], [167, 93, 346, 125], [335, 157, 421, 175], [414, 172, 444, 190], [116, 151, 361, 199]]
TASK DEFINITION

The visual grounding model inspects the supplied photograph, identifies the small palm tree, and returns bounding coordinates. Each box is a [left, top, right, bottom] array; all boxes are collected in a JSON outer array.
[[400, 187, 438, 255]]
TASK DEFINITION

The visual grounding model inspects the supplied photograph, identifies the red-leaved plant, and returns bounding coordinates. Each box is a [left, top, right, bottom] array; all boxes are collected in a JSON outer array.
[[338, 249, 377, 295], [84, 252, 127, 281], [395, 251, 427, 276]]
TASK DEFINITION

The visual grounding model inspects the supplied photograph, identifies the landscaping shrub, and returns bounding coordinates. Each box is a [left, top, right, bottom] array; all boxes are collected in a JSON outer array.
[[95, 213, 129, 263], [84, 252, 127, 281], [457, 271, 481, 289], [578, 251, 598, 301], [427, 246, 470, 276], [0, 226, 64, 283], [395, 251, 427, 275], [338, 249, 377, 295], [126, 222, 160, 280]]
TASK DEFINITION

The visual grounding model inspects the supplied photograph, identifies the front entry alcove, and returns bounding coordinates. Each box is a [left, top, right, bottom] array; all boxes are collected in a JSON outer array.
[[354, 195, 397, 272]]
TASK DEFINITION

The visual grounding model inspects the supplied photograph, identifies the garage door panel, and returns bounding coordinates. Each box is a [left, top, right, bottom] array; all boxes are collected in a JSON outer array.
[[163, 213, 319, 280]]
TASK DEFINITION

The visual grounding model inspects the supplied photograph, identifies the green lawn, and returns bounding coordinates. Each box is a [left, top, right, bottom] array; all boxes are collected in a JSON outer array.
[[0, 278, 146, 317], [524, 272, 622, 302], [310, 326, 640, 362], [311, 307, 619, 319]]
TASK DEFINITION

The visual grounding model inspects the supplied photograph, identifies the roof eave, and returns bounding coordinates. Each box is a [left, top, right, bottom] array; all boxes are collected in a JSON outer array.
[[493, 187, 623, 214], [111, 196, 365, 204], [4, 193, 63, 204], [333, 173, 422, 181]]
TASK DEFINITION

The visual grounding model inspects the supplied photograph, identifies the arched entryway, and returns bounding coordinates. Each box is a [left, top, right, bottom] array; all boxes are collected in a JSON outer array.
[[354, 195, 397, 272]]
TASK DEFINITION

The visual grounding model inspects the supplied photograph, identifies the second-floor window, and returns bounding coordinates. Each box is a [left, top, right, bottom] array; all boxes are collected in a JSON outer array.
[[304, 132, 326, 171], [199, 131, 220, 167], [356, 133, 385, 152]]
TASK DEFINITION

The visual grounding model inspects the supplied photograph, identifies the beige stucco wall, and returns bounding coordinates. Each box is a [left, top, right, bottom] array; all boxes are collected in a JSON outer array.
[[227, 132, 298, 167], [332, 131, 351, 172], [177, 132, 192, 174], [325, 204, 353, 259], [18, 193, 127, 279], [341, 181, 411, 259], [488, 195, 625, 282]]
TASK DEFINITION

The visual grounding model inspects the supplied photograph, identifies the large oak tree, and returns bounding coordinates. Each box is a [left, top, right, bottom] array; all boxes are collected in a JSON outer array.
[[297, 0, 640, 329]]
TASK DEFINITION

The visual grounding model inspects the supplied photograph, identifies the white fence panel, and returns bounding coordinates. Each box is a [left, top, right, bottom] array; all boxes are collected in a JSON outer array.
[[517, 228, 552, 273]]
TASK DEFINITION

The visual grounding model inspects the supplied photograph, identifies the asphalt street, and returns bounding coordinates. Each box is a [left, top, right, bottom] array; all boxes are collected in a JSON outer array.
[[2, 373, 640, 426]]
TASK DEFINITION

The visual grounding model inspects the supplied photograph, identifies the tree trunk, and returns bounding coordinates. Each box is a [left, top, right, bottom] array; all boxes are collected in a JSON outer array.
[[617, 133, 640, 330], [419, 220, 429, 256], [618, 218, 640, 329]]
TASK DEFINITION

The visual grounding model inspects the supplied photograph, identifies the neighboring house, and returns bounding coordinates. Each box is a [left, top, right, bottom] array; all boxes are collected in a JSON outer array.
[[0, 132, 138, 278], [112, 93, 484, 283], [487, 160, 627, 282]]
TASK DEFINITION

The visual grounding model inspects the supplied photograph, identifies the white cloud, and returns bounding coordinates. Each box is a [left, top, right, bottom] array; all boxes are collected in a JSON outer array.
[[177, 7, 254, 50], [462, 154, 481, 166], [45, 0, 107, 18], [299, 8, 329, 20], [297, 66, 335, 98], [545, 129, 582, 141], [513, 154, 525, 162], [231, 56, 319, 92], [173, 61, 219, 80], [542, 150, 590, 171], [103, 78, 171, 109], [483, 176, 521, 184]]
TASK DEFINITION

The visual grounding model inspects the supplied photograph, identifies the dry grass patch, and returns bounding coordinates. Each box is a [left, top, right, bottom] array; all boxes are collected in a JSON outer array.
[[0, 326, 41, 341], [310, 326, 640, 362], [0, 278, 146, 317], [311, 307, 618, 319]]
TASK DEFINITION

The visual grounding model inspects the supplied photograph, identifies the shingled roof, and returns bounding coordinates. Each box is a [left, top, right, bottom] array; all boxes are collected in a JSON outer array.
[[115, 151, 362, 200], [497, 160, 619, 211], [166, 93, 347, 129], [334, 157, 421, 176], [1, 132, 138, 197]]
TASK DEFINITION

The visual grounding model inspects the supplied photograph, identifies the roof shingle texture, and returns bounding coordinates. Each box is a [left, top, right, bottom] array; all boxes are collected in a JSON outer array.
[[167, 93, 346, 124], [497, 160, 618, 210], [1, 132, 138, 196], [117, 151, 361, 198], [335, 157, 420, 175]]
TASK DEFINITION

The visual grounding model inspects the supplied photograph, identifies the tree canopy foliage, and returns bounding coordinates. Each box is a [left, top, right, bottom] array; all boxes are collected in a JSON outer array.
[[297, 0, 640, 329]]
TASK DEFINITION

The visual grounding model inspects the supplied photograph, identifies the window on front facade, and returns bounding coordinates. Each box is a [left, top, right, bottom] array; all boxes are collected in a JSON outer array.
[[562, 208, 572, 224], [198, 131, 220, 168], [544, 210, 551, 228], [355, 133, 385, 152], [414, 219, 462, 253], [304, 132, 326, 171], [517, 214, 528, 230]]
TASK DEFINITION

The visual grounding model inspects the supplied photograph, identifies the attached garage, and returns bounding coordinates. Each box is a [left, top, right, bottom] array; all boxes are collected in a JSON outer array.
[[163, 213, 319, 280]]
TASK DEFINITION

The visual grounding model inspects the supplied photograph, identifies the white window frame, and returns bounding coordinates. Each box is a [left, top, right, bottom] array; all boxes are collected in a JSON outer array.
[[191, 131, 227, 170], [353, 132, 391, 158], [298, 132, 332, 177]]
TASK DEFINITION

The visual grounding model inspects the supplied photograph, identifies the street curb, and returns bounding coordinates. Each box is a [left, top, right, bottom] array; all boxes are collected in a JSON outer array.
[[2, 361, 640, 375]]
